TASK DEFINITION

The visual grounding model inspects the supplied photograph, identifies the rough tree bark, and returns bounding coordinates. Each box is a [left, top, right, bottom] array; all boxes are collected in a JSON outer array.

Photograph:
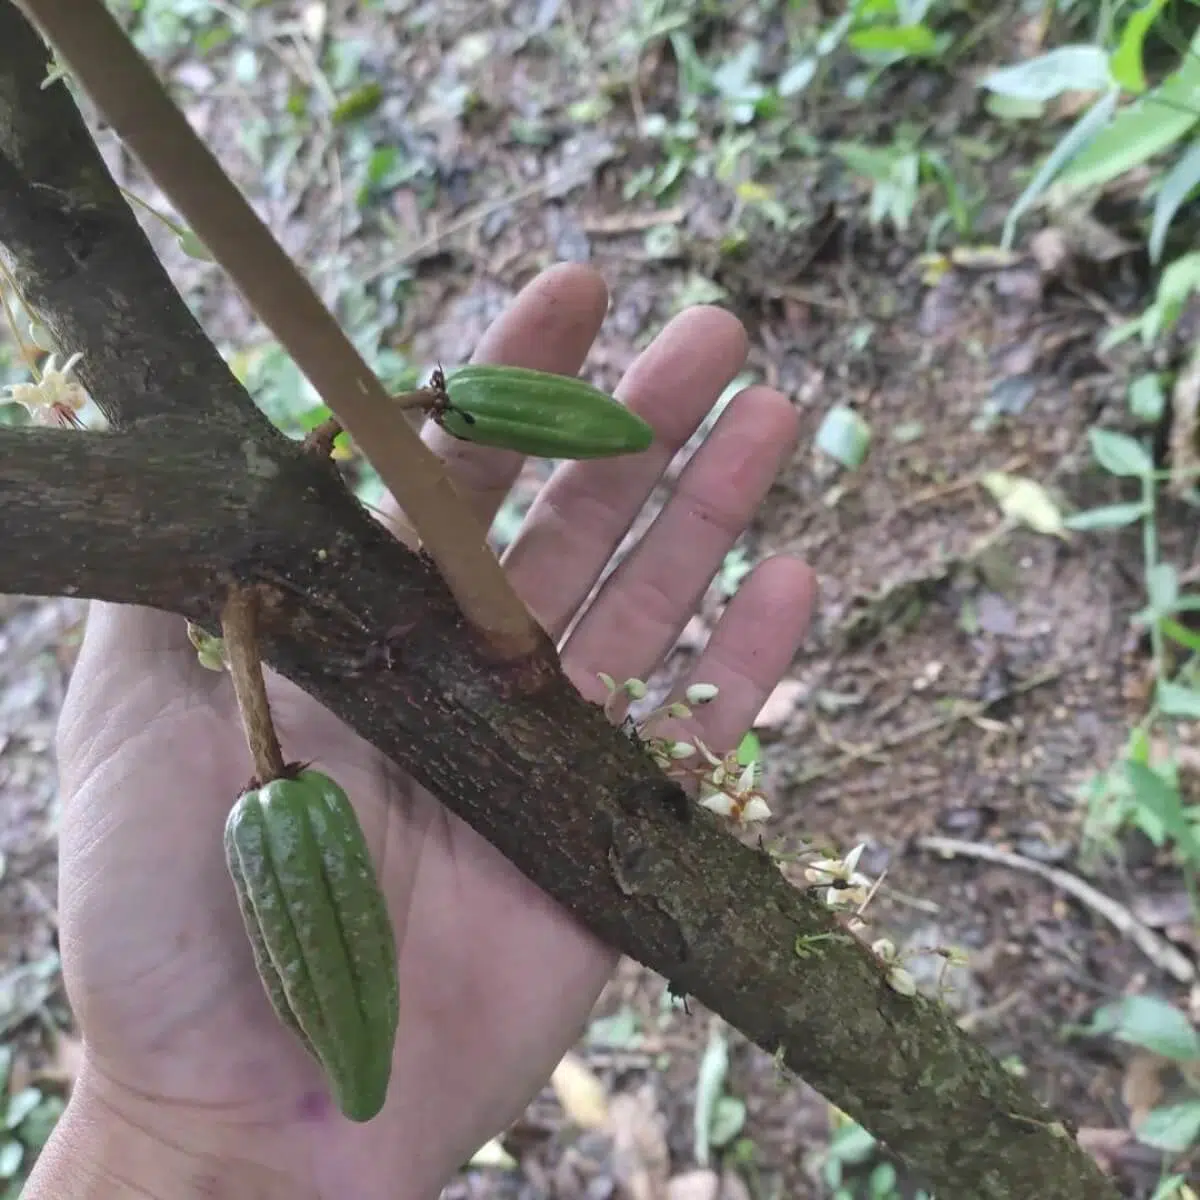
[[0, 3, 1123, 1197]]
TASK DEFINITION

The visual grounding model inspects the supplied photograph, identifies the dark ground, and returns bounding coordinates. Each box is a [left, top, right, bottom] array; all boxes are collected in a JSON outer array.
[[3, 1, 1200, 1196]]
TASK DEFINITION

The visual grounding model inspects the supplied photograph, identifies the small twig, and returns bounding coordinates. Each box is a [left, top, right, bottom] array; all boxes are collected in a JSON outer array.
[[894, 454, 1030, 516], [221, 583, 286, 784], [302, 416, 343, 459], [917, 835, 1196, 985], [793, 668, 1065, 787]]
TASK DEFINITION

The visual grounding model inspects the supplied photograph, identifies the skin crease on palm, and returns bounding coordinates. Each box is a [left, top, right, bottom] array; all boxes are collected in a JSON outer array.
[[35, 263, 817, 1200]]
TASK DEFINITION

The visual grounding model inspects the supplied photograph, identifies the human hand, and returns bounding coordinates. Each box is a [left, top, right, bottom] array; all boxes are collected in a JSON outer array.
[[33, 264, 816, 1199]]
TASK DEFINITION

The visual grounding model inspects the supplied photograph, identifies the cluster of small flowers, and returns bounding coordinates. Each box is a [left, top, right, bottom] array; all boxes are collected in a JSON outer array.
[[794, 842, 914, 996], [597, 674, 771, 825], [597, 677, 954, 999], [2, 352, 88, 428]]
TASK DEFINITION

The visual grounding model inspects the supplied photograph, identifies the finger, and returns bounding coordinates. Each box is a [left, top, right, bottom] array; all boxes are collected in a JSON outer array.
[[559, 384, 799, 697], [503, 306, 752, 639], [374, 263, 610, 540], [676, 555, 817, 754]]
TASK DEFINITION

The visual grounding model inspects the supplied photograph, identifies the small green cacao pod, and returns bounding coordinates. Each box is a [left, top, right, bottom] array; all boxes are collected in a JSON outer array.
[[431, 364, 654, 459], [224, 769, 399, 1123]]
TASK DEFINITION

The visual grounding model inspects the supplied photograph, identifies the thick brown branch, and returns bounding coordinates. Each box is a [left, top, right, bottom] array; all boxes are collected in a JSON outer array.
[[17, 0, 540, 660], [0, 424, 1119, 1200], [0, 26, 269, 435]]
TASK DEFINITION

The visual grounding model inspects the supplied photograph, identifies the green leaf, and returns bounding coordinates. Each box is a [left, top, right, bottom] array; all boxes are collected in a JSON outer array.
[[736, 730, 761, 766], [815, 405, 871, 468], [1087, 994, 1200, 1060], [1134, 1101, 1200, 1153], [693, 1024, 730, 1167], [1129, 372, 1166, 422], [1110, 0, 1170, 93], [1002, 88, 1120, 249], [1147, 563, 1179, 614], [1142, 251, 1200, 345], [778, 57, 817, 96], [1157, 679, 1200, 717], [1088, 428, 1154, 477], [0, 1140, 21, 1180], [3, 1089, 40, 1131], [331, 82, 384, 124], [708, 1095, 746, 1148], [981, 46, 1112, 101], [1124, 761, 1200, 860], [1063, 501, 1147, 530], [1160, 617, 1200, 654], [848, 24, 942, 58], [1150, 139, 1200, 264], [1047, 36, 1200, 205], [176, 228, 212, 261], [16, 1097, 63, 1152]]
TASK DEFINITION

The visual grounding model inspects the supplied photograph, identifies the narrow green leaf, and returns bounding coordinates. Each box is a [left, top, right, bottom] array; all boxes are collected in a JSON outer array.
[[1161, 617, 1200, 654], [1147, 562, 1179, 613], [849, 24, 942, 58], [1002, 88, 1120, 249], [1089, 427, 1154, 476], [981, 46, 1112, 101], [1063, 501, 1147, 530], [1150, 139, 1200, 263], [1047, 36, 1200, 205], [694, 1025, 730, 1168], [1110, 0, 1170, 93]]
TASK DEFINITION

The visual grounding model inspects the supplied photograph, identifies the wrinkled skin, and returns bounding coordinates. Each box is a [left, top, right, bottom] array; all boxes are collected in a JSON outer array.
[[50, 265, 816, 1198]]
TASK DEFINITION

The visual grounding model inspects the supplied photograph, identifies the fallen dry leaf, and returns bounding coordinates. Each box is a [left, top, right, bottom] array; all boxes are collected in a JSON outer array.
[[719, 1169, 752, 1200], [753, 679, 806, 729], [1074, 1125, 1132, 1173], [1121, 1051, 1167, 1125], [610, 1085, 670, 1200], [551, 1052, 610, 1131]]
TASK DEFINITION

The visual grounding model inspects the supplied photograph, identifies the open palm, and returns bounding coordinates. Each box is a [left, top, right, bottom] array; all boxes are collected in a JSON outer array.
[[51, 265, 815, 1200]]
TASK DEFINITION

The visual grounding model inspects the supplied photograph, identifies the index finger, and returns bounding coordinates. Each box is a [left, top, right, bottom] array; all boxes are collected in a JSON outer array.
[[373, 263, 611, 542]]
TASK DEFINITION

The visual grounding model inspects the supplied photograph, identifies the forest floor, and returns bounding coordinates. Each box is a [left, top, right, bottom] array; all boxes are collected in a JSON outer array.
[[3, 1, 1200, 1197]]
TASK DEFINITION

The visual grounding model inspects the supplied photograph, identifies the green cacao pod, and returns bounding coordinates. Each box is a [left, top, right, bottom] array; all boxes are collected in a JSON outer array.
[[224, 769, 399, 1123], [430, 363, 654, 459]]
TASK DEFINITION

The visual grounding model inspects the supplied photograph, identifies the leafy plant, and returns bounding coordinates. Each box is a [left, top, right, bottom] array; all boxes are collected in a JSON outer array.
[[982, 4, 1200, 264], [807, 1109, 935, 1198], [0, 1046, 65, 1198], [1076, 994, 1200, 1159], [1066, 428, 1200, 869]]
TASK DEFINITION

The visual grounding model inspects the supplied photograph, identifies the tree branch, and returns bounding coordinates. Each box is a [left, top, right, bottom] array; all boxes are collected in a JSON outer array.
[[14, 0, 539, 660], [0, 426, 1118, 1199]]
